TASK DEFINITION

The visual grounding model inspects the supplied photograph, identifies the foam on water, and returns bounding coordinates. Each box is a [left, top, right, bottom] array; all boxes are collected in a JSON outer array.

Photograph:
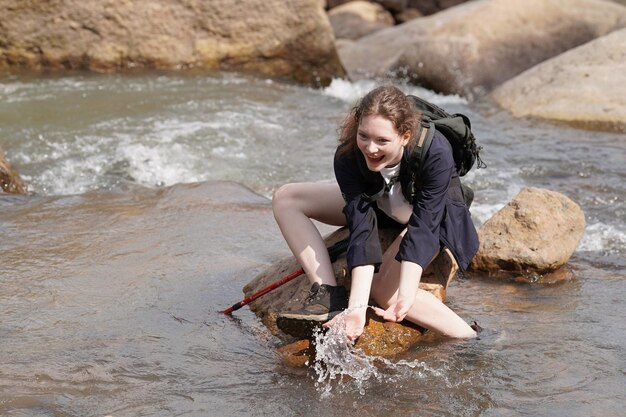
[[578, 222, 626, 254], [322, 78, 468, 107], [119, 142, 204, 187]]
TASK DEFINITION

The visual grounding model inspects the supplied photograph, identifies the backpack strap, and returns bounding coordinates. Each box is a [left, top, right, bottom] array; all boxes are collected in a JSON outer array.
[[415, 120, 435, 172], [402, 120, 435, 201]]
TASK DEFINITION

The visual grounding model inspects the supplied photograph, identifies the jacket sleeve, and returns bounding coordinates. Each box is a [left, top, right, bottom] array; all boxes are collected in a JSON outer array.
[[334, 150, 383, 272], [395, 136, 454, 268]]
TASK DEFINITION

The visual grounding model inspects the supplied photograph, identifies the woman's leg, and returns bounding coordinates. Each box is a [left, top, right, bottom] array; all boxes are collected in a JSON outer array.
[[272, 182, 347, 286], [370, 230, 476, 338]]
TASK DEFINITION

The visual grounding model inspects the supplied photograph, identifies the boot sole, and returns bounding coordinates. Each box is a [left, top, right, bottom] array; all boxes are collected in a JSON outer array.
[[276, 311, 342, 339]]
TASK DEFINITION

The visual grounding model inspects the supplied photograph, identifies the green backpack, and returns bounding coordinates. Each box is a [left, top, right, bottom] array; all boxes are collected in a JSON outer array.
[[403, 95, 486, 207]]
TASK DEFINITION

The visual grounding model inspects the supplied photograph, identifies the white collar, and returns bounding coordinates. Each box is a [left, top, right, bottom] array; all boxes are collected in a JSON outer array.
[[380, 163, 401, 184]]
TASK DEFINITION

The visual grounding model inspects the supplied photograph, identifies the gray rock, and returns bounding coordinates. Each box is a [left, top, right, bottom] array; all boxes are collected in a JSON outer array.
[[338, 0, 626, 97], [491, 28, 626, 133]]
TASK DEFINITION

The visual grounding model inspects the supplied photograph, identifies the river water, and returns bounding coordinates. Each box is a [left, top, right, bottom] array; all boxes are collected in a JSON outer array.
[[0, 72, 624, 417]]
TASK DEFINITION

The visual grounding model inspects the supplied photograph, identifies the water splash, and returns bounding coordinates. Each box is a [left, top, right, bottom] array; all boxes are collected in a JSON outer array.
[[311, 306, 452, 398], [322, 78, 468, 107]]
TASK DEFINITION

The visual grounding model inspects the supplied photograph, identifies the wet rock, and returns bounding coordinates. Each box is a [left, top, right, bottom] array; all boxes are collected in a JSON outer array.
[[471, 187, 586, 274], [244, 226, 457, 339], [338, 0, 626, 97], [0, 0, 344, 86], [511, 266, 576, 285], [328, 1, 395, 40], [0, 148, 26, 194], [354, 309, 423, 356], [278, 310, 424, 366], [277, 339, 315, 368], [492, 29, 626, 133]]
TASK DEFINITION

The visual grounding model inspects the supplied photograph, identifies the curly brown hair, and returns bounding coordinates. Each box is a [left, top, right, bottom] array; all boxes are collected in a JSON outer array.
[[337, 86, 421, 157]]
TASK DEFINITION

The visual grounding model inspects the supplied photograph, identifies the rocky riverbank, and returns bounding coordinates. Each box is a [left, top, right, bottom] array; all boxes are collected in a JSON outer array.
[[0, 0, 344, 85], [2, 0, 625, 130], [334, 0, 626, 131]]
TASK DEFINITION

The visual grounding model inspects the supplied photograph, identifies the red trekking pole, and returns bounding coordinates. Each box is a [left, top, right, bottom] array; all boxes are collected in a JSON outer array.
[[221, 238, 348, 314]]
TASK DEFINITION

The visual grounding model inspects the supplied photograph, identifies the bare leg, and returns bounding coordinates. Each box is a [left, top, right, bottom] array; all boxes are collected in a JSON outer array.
[[371, 230, 476, 338], [272, 182, 347, 286]]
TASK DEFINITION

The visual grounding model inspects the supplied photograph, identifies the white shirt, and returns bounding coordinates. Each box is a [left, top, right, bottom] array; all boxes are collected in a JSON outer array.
[[377, 164, 412, 224]]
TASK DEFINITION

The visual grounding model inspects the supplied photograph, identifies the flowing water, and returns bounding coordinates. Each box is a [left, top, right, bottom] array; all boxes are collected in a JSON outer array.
[[0, 72, 624, 417]]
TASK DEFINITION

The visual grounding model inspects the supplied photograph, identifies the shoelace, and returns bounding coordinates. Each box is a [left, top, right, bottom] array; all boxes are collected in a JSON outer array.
[[304, 286, 327, 304]]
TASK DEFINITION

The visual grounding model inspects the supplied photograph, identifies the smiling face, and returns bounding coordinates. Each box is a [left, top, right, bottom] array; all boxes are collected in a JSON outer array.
[[356, 115, 411, 172]]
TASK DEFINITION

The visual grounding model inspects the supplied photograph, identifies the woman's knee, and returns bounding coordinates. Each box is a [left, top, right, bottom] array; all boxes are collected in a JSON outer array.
[[272, 183, 301, 216]]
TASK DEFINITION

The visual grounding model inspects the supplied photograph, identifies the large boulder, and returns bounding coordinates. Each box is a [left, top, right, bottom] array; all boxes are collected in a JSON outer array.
[[244, 226, 459, 357], [0, 148, 26, 194], [491, 29, 626, 133], [0, 0, 344, 85], [328, 1, 395, 40], [338, 0, 626, 97], [470, 188, 586, 274]]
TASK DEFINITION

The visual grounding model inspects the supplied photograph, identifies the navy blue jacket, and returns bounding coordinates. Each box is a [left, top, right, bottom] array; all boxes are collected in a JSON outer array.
[[334, 131, 479, 272]]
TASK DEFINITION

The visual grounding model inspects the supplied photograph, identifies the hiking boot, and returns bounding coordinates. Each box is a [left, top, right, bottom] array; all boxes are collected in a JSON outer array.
[[276, 283, 348, 339]]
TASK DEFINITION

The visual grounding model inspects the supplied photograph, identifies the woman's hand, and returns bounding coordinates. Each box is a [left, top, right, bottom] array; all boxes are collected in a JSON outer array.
[[372, 298, 412, 322], [323, 306, 367, 341], [372, 261, 421, 322]]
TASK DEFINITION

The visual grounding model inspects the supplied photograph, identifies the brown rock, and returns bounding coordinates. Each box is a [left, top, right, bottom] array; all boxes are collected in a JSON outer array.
[[269, 228, 457, 365], [511, 266, 576, 284], [492, 29, 626, 133], [329, 1, 395, 40], [338, 0, 626, 97], [354, 309, 423, 356], [0, 0, 344, 86], [0, 148, 27, 194], [277, 339, 315, 367], [278, 311, 424, 367], [244, 226, 457, 337], [471, 188, 586, 274]]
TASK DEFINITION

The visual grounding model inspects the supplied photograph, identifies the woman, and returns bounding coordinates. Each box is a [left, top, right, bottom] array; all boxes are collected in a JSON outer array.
[[273, 86, 479, 341]]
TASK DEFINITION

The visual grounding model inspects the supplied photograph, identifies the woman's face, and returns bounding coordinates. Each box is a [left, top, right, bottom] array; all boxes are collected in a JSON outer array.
[[357, 115, 411, 172]]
